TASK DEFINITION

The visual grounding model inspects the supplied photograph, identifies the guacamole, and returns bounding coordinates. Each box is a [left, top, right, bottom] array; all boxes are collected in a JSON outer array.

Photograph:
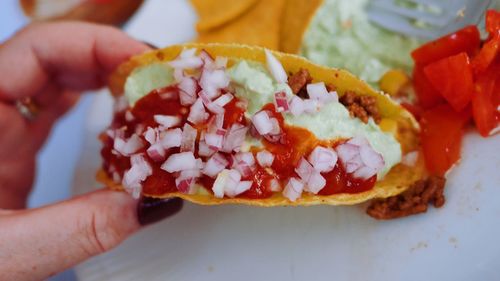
[[300, 0, 423, 85]]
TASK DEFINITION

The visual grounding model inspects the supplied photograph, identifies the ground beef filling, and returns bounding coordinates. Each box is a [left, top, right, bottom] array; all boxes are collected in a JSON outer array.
[[340, 91, 381, 123], [288, 68, 312, 99], [366, 176, 446, 220]]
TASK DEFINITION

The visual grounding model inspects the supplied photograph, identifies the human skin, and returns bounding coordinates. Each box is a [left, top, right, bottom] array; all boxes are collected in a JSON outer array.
[[0, 22, 180, 281]]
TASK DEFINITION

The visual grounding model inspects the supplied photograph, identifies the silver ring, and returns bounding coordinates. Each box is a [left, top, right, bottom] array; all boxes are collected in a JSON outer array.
[[15, 97, 40, 121]]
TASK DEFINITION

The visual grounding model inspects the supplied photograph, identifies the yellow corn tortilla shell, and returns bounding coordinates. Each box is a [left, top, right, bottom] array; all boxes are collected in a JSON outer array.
[[195, 0, 285, 50], [105, 43, 427, 206], [280, 0, 323, 54], [191, 0, 259, 32]]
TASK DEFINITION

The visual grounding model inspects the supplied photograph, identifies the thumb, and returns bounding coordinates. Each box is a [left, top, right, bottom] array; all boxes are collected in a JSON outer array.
[[0, 190, 139, 281]]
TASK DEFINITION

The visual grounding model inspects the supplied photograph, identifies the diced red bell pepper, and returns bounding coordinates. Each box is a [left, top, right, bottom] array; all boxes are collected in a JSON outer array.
[[411, 25, 480, 66], [412, 65, 444, 109], [423, 52, 474, 112], [486, 10, 500, 36], [472, 64, 500, 137], [472, 31, 500, 75], [420, 104, 471, 176]]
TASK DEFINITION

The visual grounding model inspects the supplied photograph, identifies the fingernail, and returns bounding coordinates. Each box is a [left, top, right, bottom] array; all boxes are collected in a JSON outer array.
[[141, 41, 159, 49], [137, 197, 183, 226]]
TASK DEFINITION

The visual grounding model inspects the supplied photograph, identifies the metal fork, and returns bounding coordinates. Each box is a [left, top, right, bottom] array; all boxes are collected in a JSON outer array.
[[367, 0, 495, 40]]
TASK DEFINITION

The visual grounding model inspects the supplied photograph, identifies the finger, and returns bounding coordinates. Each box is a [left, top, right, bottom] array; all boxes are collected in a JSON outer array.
[[0, 21, 150, 101], [29, 90, 80, 150], [0, 190, 139, 281]]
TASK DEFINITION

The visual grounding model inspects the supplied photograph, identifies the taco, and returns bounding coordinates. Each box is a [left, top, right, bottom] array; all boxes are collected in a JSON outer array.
[[98, 43, 426, 206]]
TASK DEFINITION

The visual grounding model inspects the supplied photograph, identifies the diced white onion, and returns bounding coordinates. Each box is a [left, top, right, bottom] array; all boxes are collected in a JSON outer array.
[[308, 146, 337, 173], [295, 157, 314, 182], [256, 150, 274, 167], [305, 171, 326, 194], [401, 151, 418, 167], [203, 153, 229, 178], [264, 49, 287, 84], [154, 115, 181, 128], [283, 177, 303, 202], [113, 134, 144, 156], [252, 111, 273, 135], [160, 128, 182, 149], [161, 152, 198, 172], [187, 98, 209, 125], [180, 123, 197, 152]]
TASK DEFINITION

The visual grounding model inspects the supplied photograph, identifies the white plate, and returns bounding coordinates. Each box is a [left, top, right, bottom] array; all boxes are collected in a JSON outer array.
[[73, 1, 500, 280]]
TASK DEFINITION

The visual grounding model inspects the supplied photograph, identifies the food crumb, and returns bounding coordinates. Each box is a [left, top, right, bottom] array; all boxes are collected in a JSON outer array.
[[410, 241, 428, 252], [448, 237, 458, 248]]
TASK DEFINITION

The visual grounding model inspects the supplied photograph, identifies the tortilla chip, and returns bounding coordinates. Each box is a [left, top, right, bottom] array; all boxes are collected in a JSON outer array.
[[280, 0, 323, 54], [195, 0, 285, 50], [106, 43, 427, 206], [191, 0, 259, 32]]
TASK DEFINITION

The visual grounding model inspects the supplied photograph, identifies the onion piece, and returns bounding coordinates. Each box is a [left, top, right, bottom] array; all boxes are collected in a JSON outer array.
[[213, 93, 234, 107], [289, 96, 305, 116], [306, 82, 339, 104], [199, 49, 215, 69], [274, 91, 289, 112], [359, 145, 385, 170], [352, 166, 377, 179], [264, 49, 287, 84], [154, 115, 181, 128], [178, 77, 197, 106], [305, 171, 326, 194], [268, 179, 281, 192], [180, 124, 197, 152], [295, 158, 314, 182], [113, 96, 128, 113], [223, 169, 242, 197], [252, 111, 273, 135], [160, 128, 182, 149], [187, 98, 209, 125], [161, 152, 198, 172], [212, 169, 241, 198], [226, 181, 252, 198], [232, 152, 255, 177], [401, 151, 418, 167], [169, 48, 203, 69], [198, 139, 216, 157], [347, 136, 369, 146], [113, 134, 144, 156], [122, 154, 152, 199], [283, 177, 303, 202], [204, 129, 225, 150], [256, 150, 274, 167], [175, 177, 195, 194], [200, 68, 230, 99], [308, 146, 337, 172], [146, 143, 165, 162], [221, 124, 248, 153], [203, 153, 229, 178], [125, 111, 135, 122], [143, 127, 159, 145]]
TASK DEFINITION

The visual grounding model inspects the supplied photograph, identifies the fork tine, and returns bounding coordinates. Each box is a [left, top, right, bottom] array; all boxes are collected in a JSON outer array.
[[403, 0, 448, 10], [367, 7, 441, 39], [370, 0, 451, 27]]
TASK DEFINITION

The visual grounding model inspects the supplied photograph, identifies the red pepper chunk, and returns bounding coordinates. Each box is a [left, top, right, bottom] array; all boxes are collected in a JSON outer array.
[[486, 10, 500, 36], [424, 52, 474, 112], [472, 64, 500, 137], [412, 65, 444, 109], [420, 104, 470, 176], [411, 25, 480, 66]]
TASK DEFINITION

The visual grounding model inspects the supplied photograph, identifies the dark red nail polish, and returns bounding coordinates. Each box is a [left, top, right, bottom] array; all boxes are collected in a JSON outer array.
[[137, 197, 183, 226]]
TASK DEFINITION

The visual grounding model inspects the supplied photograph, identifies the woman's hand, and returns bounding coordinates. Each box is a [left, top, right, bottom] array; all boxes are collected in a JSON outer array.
[[0, 22, 182, 281]]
